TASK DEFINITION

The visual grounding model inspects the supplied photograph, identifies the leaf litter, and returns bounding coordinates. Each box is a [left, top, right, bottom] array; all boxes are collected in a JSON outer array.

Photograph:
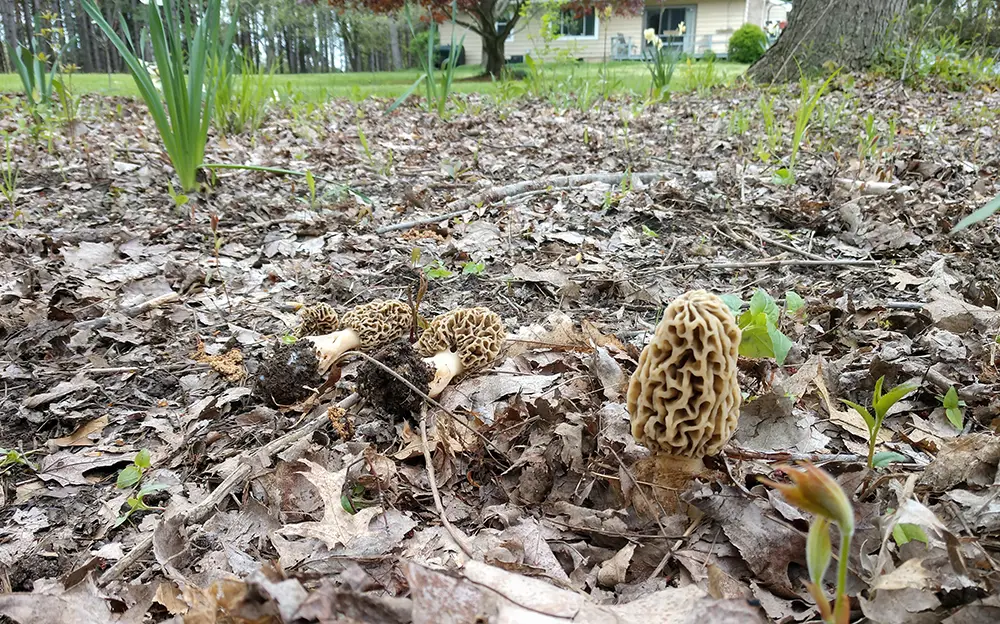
[[1, 78, 999, 623]]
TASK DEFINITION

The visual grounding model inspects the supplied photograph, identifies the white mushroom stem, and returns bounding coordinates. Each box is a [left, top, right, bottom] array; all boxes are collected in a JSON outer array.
[[304, 329, 361, 373], [424, 350, 464, 398]]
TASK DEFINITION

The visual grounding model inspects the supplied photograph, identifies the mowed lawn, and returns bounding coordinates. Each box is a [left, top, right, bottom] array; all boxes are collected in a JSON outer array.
[[0, 61, 747, 102]]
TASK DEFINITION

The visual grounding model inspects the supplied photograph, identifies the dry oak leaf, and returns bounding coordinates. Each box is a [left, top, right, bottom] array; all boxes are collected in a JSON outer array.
[[275, 459, 382, 550]]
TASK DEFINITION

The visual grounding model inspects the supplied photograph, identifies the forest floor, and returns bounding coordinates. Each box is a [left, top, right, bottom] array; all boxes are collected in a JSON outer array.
[[0, 59, 748, 101], [1, 74, 999, 624]]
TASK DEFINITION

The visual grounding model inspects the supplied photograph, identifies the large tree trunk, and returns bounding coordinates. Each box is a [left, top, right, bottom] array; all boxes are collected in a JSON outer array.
[[479, 12, 518, 77], [748, 0, 907, 83]]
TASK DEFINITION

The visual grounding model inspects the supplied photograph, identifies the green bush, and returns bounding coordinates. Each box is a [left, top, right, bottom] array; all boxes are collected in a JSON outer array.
[[702, 49, 717, 62], [409, 28, 438, 66], [728, 23, 768, 64]]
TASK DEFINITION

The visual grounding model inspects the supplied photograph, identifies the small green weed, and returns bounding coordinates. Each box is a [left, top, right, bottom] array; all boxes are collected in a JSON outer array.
[[1, 133, 17, 213], [841, 377, 917, 469], [936, 386, 965, 430], [424, 260, 454, 280], [0, 448, 39, 474], [461, 261, 486, 275], [721, 289, 800, 365], [114, 449, 168, 527]]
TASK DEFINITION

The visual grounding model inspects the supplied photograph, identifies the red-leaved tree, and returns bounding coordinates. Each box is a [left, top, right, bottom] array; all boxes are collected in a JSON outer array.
[[325, 0, 644, 77]]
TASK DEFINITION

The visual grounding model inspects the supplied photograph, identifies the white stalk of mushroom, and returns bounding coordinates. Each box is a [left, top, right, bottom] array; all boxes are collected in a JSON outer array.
[[414, 307, 505, 398], [303, 300, 412, 373]]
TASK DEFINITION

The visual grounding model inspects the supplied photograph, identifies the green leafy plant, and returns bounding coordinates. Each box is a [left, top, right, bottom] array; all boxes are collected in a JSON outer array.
[[0, 448, 40, 475], [113, 448, 168, 527], [52, 67, 83, 135], [210, 51, 275, 136], [7, 12, 64, 119], [116, 448, 152, 489], [424, 259, 454, 280], [1, 133, 17, 213], [304, 170, 317, 209], [951, 191, 1000, 233], [728, 23, 768, 63], [785, 70, 839, 182], [937, 386, 965, 430], [763, 462, 855, 624], [114, 482, 170, 528], [721, 289, 798, 365], [461, 260, 486, 275], [82, 0, 231, 192], [890, 515, 929, 546], [841, 377, 917, 469], [391, 3, 464, 118], [641, 29, 679, 101]]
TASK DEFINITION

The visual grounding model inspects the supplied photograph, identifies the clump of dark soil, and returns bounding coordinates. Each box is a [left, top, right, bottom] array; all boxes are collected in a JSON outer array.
[[356, 339, 433, 423], [256, 340, 325, 406]]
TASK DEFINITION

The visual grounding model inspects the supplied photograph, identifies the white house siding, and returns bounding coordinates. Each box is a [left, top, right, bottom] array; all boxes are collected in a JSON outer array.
[[439, 1, 752, 66]]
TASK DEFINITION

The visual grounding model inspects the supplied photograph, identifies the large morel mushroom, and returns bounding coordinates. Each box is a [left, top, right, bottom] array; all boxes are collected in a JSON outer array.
[[627, 289, 742, 458], [414, 307, 505, 398]]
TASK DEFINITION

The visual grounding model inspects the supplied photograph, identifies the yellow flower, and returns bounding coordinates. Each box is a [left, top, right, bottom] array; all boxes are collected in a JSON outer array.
[[34, 52, 50, 63], [644, 28, 657, 44], [761, 462, 855, 535], [602, 6, 612, 19]]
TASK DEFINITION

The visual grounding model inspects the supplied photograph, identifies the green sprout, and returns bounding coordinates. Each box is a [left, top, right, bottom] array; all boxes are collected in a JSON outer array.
[[0, 448, 40, 474], [841, 377, 917, 469], [113, 449, 168, 527], [721, 289, 799, 365], [461, 261, 486, 275], [116, 448, 151, 488], [424, 259, 454, 280], [114, 482, 170, 527], [936, 386, 966, 430]]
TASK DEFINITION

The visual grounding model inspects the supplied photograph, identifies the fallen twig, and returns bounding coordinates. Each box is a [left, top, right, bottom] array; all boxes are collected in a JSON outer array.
[[76, 293, 180, 331], [663, 258, 879, 271], [377, 172, 673, 234], [723, 446, 862, 464], [419, 408, 475, 559], [741, 226, 828, 261], [98, 393, 360, 587]]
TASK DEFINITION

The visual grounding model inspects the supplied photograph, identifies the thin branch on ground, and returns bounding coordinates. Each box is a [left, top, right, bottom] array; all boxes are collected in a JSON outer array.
[[377, 172, 674, 234], [419, 407, 475, 559], [741, 226, 828, 261], [663, 258, 880, 271], [723, 446, 863, 464], [76, 293, 181, 331]]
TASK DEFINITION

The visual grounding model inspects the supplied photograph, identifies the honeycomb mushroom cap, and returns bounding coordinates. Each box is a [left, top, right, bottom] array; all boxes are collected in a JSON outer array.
[[340, 300, 412, 349], [294, 303, 340, 337], [626, 290, 742, 458], [415, 307, 505, 373]]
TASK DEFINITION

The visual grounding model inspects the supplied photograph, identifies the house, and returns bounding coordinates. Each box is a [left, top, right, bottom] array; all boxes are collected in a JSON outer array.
[[439, 0, 791, 66]]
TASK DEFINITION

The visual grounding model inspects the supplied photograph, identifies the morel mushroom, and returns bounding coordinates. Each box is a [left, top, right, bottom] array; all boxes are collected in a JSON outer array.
[[627, 290, 742, 459], [414, 307, 505, 397], [293, 302, 340, 338], [304, 299, 412, 373]]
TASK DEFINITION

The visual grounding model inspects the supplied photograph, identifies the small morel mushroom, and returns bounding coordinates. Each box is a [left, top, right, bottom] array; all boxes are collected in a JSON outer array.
[[293, 302, 340, 338], [414, 307, 505, 398], [304, 299, 412, 373], [626, 290, 742, 512]]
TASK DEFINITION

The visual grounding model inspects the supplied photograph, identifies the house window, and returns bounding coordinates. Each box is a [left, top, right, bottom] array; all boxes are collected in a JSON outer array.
[[554, 10, 597, 38], [497, 10, 515, 41]]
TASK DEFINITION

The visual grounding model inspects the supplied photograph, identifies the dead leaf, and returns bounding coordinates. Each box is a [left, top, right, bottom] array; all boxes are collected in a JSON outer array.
[[921, 433, 1000, 491], [0, 576, 115, 624], [37, 450, 136, 486], [23, 375, 99, 409], [275, 458, 382, 550], [63, 241, 116, 271], [814, 372, 892, 444], [51, 416, 109, 447], [873, 558, 935, 590], [597, 543, 635, 588]]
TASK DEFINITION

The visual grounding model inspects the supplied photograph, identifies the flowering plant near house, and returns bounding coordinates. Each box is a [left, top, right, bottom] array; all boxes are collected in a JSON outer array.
[[642, 27, 678, 100]]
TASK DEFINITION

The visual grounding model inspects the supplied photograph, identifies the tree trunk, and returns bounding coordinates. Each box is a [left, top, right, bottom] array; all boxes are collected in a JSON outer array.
[[748, 0, 907, 83], [388, 16, 402, 70]]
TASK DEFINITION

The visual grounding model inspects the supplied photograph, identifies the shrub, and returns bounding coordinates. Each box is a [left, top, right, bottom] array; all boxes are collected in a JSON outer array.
[[729, 23, 768, 64], [702, 49, 717, 62]]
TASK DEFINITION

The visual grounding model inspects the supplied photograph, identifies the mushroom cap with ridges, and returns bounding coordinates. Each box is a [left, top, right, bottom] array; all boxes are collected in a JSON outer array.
[[340, 300, 412, 349], [294, 303, 340, 337], [414, 307, 505, 373], [626, 290, 741, 458]]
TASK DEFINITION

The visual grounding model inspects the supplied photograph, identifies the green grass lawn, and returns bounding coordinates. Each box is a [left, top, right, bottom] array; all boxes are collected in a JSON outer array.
[[0, 60, 747, 102]]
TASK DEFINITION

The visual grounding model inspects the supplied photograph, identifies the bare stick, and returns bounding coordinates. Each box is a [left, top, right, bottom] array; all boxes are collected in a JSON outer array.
[[723, 446, 862, 464], [419, 408, 474, 559], [76, 293, 181, 330], [377, 172, 672, 234], [98, 393, 360, 587], [663, 258, 879, 271], [741, 226, 827, 261]]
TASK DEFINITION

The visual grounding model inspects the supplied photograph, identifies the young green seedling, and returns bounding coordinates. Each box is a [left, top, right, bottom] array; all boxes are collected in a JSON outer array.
[[114, 482, 170, 527], [113, 449, 168, 527], [117, 448, 152, 488], [0, 448, 40, 474], [721, 289, 798, 365], [841, 376, 917, 469], [936, 386, 965, 430]]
